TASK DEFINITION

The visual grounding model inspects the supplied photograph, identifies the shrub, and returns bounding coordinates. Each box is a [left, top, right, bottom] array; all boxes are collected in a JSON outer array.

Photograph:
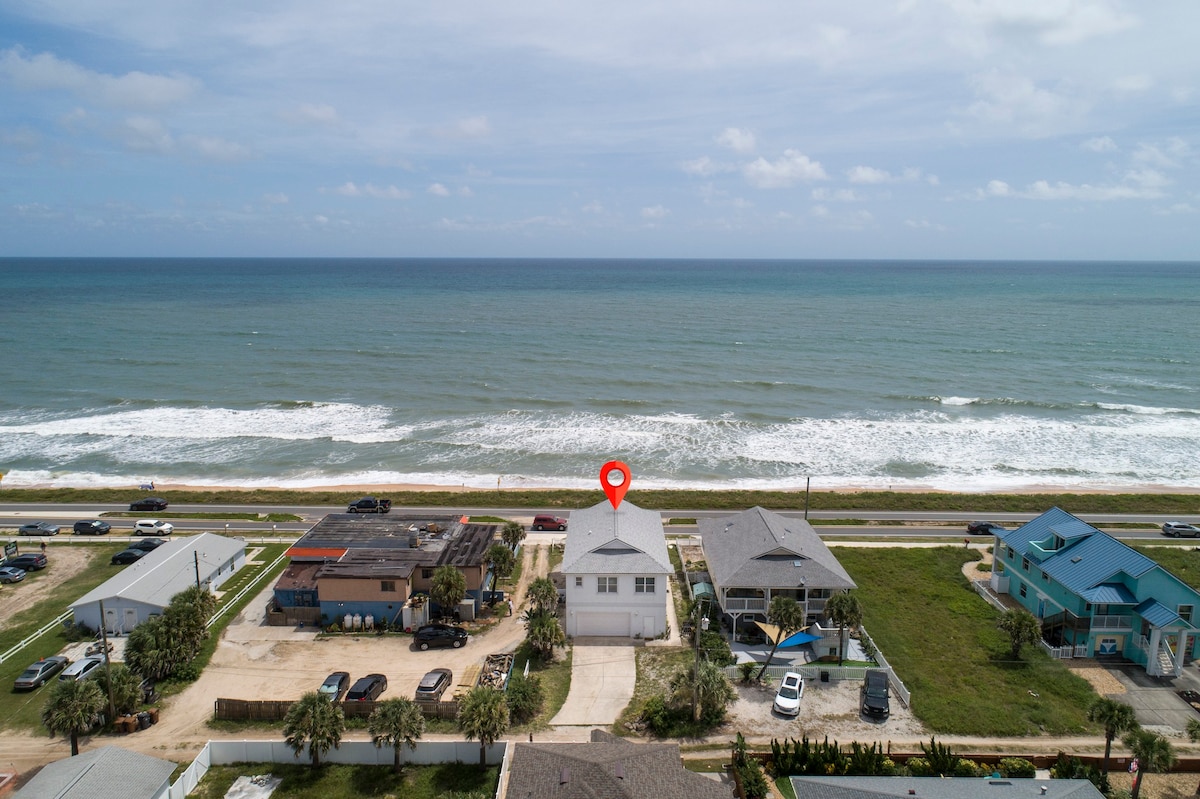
[[506, 673, 543, 724], [698, 629, 736, 667], [738, 662, 757, 682], [640, 695, 673, 735], [905, 757, 932, 776], [953, 759, 983, 777], [999, 757, 1036, 778]]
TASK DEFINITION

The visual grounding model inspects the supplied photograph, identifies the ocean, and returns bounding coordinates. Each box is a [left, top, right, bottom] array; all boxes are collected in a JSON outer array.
[[1, 258, 1198, 493]]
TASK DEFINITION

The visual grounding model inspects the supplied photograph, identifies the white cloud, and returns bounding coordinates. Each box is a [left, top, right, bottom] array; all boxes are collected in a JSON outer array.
[[182, 134, 250, 162], [743, 149, 828, 188], [1134, 139, 1190, 168], [454, 116, 491, 138], [982, 170, 1168, 201], [581, 201, 604, 214], [428, 183, 450, 197], [1081, 136, 1117, 153], [641, 205, 668, 219], [263, 193, 289, 205], [716, 127, 756, 154], [291, 104, 339, 125], [945, 0, 1138, 46], [0, 48, 197, 109], [118, 116, 173, 153], [331, 181, 410, 199], [682, 156, 733, 176], [905, 218, 947, 231], [458, 186, 473, 197], [964, 70, 1083, 136], [846, 165, 891, 184], [1113, 74, 1152, 93], [986, 180, 1011, 196], [811, 187, 860, 202]]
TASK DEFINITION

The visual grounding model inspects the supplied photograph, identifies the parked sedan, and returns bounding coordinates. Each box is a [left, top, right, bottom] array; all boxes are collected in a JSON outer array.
[[414, 668, 453, 701], [111, 548, 149, 565], [13, 656, 70, 690], [134, 519, 174, 536], [345, 673, 387, 701], [59, 656, 105, 682], [19, 521, 60, 536], [130, 537, 168, 551], [0, 566, 26, 584], [73, 519, 112, 535], [129, 497, 169, 511], [414, 623, 469, 650], [6, 553, 48, 571], [1162, 521, 1200, 538], [318, 672, 351, 701]]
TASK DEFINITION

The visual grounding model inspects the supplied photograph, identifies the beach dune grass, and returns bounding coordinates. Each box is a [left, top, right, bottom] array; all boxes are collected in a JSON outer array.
[[2, 487, 1198, 515], [837, 546, 1096, 736]]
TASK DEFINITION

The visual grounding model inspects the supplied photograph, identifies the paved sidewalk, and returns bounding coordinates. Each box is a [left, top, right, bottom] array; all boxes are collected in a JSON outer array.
[[550, 639, 638, 725]]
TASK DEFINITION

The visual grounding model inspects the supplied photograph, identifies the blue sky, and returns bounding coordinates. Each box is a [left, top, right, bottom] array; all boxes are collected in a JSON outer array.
[[1, 1, 1197, 259]]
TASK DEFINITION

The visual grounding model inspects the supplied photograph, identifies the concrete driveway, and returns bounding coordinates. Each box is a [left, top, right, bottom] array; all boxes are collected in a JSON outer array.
[[1109, 662, 1200, 734], [550, 638, 638, 725]]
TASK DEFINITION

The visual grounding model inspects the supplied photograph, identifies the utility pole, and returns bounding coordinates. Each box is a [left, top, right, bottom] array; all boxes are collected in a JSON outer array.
[[98, 600, 116, 723], [804, 476, 811, 520], [194, 551, 201, 589]]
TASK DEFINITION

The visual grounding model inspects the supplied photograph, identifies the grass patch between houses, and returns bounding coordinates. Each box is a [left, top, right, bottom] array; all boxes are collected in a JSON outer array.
[[510, 639, 573, 732], [613, 647, 694, 737], [837, 546, 1098, 736], [189, 762, 498, 799]]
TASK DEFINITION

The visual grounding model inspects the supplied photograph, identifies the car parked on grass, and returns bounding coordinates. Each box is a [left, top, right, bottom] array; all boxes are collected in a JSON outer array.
[[111, 548, 149, 565], [129, 497, 169, 511], [531, 515, 568, 531], [318, 672, 351, 701], [73, 519, 112, 535], [19, 521, 60, 536], [0, 566, 26, 583], [134, 519, 174, 536], [1162, 521, 1200, 538], [773, 671, 804, 716], [967, 521, 1007, 535], [414, 668, 453, 701], [861, 669, 891, 719], [59, 656, 105, 683], [414, 623, 468, 650], [345, 673, 387, 701], [6, 553, 48, 571], [13, 656, 70, 690]]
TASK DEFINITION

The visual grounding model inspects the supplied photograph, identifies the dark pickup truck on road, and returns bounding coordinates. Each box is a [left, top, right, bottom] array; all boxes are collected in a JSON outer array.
[[347, 496, 392, 513]]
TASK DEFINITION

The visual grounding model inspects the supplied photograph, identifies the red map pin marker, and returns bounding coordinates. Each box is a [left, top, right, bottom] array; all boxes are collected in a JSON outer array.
[[600, 461, 631, 509]]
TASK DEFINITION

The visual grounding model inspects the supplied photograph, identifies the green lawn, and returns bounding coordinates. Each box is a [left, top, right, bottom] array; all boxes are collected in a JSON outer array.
[[837, 547, 1097, 736], [613, 647, 693, 736], [189, 762, 498, 799], [510, 640, 572, 732]]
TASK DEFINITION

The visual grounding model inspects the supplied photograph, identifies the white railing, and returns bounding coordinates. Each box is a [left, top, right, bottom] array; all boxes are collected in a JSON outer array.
[[723, 597, 766, 613], [1091, 615, 1133, 631]]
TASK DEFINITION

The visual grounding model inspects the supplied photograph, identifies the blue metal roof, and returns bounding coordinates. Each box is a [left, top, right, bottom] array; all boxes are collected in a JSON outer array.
[[998, 507, 1157, 595], [1081, 583, 1138, 605], [1136, 598, 1183, 628]]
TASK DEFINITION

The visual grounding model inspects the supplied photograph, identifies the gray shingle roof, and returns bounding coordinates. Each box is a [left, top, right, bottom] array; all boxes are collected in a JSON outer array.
[[698, 507, 855, 592], [790, 776, 1105, 799], [504, 730, 732, 799], [562, 500, 671, 575], [14, 746, 176, 799], [71, 533, 243, 612]]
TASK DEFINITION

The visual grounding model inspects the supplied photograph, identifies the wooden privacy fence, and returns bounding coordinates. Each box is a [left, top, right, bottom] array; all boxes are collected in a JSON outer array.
[[214, 697, 459, 721]]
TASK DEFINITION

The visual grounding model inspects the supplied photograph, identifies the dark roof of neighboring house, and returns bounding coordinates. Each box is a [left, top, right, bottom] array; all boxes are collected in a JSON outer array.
[[561, 500, 672, 575], [316, 548, 418, 580], [698, 507, 855, 592], [14, 746, 176, 799], [997, 508, 1168, 600], [274, 562, 321, 591], [286, 515, 495, 570], [789, 776, 1104, 799], [505, 730, 732, 799]]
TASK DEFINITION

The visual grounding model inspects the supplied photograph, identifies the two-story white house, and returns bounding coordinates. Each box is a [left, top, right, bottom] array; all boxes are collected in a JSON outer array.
[[562, 499, 671, 638]]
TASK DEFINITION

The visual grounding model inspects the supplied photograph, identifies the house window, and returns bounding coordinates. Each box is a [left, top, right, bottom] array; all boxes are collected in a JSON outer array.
[[422, 568, 433, 579], [380, 580, 396, 593], [575, 576, 583, 587], [597, 577, 617, 594], [1041, 570, 1049, 583], [1021, 557, 1029, 572], [635, 577, 656, 594], [1181, 605, 1194, 623], [1006, 546, 1014, 559], [1019, 582, 1027, 598]]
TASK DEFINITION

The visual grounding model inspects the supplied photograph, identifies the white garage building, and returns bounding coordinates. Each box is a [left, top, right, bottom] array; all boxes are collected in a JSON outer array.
[[71, 533, 246, 634], [562, 499, 671, 638]]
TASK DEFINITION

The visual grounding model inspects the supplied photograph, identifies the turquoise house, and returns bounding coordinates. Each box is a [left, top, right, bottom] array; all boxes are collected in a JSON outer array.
[[991, 507, 1200, 677]]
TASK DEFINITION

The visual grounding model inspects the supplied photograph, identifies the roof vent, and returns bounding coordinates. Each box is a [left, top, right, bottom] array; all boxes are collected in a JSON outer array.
[[1071, 556, 1082, 563], [907, 791, 916, 796], [615, 762, 625, 780], [559, 768, 570, 785]]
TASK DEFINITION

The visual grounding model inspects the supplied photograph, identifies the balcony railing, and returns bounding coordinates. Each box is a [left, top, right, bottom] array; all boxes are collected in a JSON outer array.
[[722, 597, 767, 613], [1091, 615, 1133, 631]]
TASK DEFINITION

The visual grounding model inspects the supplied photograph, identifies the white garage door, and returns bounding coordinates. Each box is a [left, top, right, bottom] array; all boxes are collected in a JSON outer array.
[[576, 612, 630, 637]]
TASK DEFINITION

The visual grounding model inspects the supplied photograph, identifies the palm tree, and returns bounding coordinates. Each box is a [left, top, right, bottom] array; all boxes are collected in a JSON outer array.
[[997, 607, 1042, 660], [526, 577, 559, 616], [431, 565, 467, 618], [125, 615, 177, 681], [755, 596, 805, 680], [1088, 698, 1139, 777], [42, 678, 106, 756], [484, 543, 516, 593], [283, 691, 345, 767], [501, 520, 526, 551], [1123, 728, 1175, 799], [368, 698, 425, 773], [825, 591, 863, 665], [457, 686, 509, 767], [671, 660, 736, 722], [526, 612, 566, 659], [95, 663, 143, 716]]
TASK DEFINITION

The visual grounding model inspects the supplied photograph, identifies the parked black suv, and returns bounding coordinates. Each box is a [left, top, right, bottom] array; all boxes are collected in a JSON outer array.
[[346, 673, 387, 701], [861, 669, 890, 719], [414, 668, 453, 701], [129, 497, 169, 511], [74, 519, 112, 535], [6, 553, 48, 571], [414, 623, 468, 650]]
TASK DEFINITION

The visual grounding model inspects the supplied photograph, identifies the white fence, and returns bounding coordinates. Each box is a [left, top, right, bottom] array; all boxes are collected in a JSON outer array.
[[169, 740, 508, 799]]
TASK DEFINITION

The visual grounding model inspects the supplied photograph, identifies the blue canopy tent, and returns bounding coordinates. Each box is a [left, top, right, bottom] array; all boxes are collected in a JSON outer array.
[[755, 621, 821, 647]]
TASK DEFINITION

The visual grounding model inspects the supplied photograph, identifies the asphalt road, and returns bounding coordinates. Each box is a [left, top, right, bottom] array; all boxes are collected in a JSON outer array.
[[0, 502, 1185, 540]]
